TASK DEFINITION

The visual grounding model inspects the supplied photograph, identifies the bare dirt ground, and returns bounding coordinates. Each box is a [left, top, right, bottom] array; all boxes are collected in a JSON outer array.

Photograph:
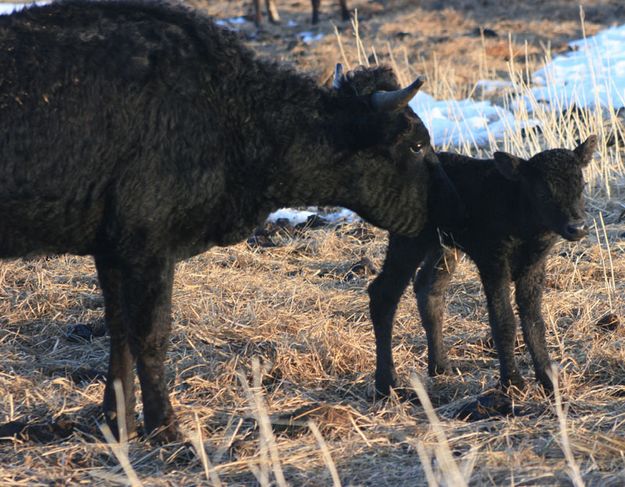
[[2, 1, 625, 486]]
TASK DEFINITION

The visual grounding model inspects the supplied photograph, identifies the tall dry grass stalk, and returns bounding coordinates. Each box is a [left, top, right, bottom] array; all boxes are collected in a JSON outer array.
[[238, 358, 288, 487], [410, 375, 475, 487], [548, 365, 585, 487]]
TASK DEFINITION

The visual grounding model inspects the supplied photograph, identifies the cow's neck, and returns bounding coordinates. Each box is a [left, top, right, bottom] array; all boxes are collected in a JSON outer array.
[[261, 90, 355, 211]]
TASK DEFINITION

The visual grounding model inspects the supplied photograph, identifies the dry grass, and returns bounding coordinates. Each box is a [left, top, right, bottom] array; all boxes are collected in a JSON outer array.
[[2, 216, 625, 485], [3, 1, 625, 486]]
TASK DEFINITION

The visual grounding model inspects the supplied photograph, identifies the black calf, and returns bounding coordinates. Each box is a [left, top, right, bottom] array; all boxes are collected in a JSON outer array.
[[369, 137, 596, 396]]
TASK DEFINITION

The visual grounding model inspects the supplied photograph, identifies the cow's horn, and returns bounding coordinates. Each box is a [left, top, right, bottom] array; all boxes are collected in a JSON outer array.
[[370, 76, 425, 111], [333, 63, 345, 90]]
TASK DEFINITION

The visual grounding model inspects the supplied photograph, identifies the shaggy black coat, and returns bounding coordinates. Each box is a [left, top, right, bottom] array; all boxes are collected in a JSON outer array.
[[368, 137, 596, 397], [0, 0, 460, 442]]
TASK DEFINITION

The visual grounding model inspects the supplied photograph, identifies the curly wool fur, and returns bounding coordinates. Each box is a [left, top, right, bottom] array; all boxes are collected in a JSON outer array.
[[368, 138, 595, 397], [0, 0, 461, 441]]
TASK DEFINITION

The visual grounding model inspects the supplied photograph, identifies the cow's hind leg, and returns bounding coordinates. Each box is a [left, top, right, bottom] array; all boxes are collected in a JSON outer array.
[[122, 256, 180, 443], [95, 255, 137, 440]]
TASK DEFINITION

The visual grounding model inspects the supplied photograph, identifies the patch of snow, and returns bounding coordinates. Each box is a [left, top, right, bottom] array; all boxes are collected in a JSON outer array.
[[0, 1, 48, 15], [214, 16, 248, 31], [267, 208, 317, 226], [410, 92, 539, 147], [267, 207, 358, 226], [530, 24, 625, 110], [227, 16, 247, 25], [323, 208, 357, 223], [299, 31, 324, 44], [287, 19, 298, 28]]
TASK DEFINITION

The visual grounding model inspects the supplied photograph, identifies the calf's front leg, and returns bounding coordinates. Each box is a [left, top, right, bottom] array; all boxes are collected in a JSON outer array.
[[480, 269, 525, 389], [413, 247, 457, 376], [368, 234, 428, 397], [515, 262, 554, 391]]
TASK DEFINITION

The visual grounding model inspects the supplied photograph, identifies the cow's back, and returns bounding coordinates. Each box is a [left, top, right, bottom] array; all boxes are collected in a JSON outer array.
[[0, 1, 240, 257]]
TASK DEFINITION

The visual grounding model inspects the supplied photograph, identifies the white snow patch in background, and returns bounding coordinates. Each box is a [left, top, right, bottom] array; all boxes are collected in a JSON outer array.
[[214, 16, 247, 31], [227, 16, 247, 25], [267, 208, 317, 225], [299, 31, 324, 44], [267, 207, 357, 226], [0, 1, 48, 15], [410, 91, 539, 147], [529, 24, 625, 110], [410, 23, 625, 147]]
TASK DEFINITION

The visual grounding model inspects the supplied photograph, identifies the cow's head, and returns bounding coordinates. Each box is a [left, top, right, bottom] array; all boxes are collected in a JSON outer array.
[[493, 135, 596, 241], [329, 64, 463, 237]]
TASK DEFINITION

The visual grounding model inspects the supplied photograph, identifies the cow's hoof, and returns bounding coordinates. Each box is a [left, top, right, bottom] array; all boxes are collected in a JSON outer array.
[[428, 361, 452, 376]]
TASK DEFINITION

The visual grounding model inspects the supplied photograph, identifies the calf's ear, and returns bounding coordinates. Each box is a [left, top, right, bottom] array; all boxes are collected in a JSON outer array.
[[493, 152, 523, 181], [574, 134, 597, 167]]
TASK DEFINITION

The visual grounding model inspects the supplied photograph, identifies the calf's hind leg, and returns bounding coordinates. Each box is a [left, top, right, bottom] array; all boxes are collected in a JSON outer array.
[[413, 247, 457, 376], [122, 256, 180, 443], [368, 234, 429, 397], [95, 255, 137, 440]]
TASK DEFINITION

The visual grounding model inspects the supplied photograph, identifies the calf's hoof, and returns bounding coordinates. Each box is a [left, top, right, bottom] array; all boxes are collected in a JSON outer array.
[[104, 410, 138, 442], [500, 373, 526, 392], [428, 360, 451, 377], [146, 421, 183, 445], [536, 372, 555, 394]]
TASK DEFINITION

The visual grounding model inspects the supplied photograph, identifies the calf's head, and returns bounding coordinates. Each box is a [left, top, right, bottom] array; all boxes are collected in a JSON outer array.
[[330, 65, 462, 237], [493, 135, 597, 241]]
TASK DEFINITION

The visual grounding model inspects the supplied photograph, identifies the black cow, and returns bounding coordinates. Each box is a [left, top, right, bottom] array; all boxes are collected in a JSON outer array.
[[368, 137, 596, 397], [0, 0, 461, 442]]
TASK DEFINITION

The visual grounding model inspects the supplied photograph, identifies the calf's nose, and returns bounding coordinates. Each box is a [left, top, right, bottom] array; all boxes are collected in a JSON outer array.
[[564, 221, 588, 241]]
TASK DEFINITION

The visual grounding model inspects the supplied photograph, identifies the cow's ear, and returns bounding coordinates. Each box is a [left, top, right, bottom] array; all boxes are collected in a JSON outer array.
[[574, 134, 597, 167], [493, 152, 524, 181]]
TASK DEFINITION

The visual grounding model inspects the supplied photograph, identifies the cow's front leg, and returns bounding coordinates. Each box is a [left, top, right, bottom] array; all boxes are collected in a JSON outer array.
[[122, 256, 180, 443], [95, 255, 137, 440], [480, 269, 525, 390]]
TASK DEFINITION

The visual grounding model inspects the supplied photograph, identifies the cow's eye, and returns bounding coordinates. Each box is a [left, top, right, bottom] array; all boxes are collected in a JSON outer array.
[[410, 143, 424, 154]]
